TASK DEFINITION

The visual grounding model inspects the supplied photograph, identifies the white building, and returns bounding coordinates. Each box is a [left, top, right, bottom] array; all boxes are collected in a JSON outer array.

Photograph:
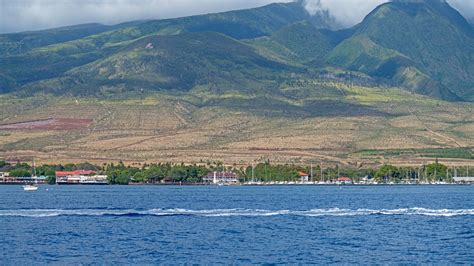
[[204, 171, 239, 184], [453, 176, 474, 183]]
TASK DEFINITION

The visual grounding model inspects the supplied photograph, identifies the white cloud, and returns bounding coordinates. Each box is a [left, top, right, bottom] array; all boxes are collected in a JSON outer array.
[[449, 0, 474, 21], [303, 0, 386, 27]]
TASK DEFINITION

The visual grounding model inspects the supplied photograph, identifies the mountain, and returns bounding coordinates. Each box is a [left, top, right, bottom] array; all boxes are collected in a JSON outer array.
[[0, 1, 473, 165], [1, 2, 333, 56], [0, 23, 118, 56], [0, 2, 337, 94], [1, 1, 474, 99], [1, 0, 473, 100], [139, 2, 337, 40], [247, 21, 344, 65], [328, 0, 474, 101], [24, 32, 296, 96]]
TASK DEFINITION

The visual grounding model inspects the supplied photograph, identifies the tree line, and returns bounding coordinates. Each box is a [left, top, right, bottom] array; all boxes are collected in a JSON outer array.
[[0, 159, 471, 185]]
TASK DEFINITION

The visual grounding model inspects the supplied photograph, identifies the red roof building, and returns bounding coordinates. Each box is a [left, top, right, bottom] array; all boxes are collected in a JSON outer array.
[[56, 170, 96, 177], [336, 177, 352, 184], [298, 172, 309, 177], [299, 172, 310, 182], [337, 177, 351, 182]]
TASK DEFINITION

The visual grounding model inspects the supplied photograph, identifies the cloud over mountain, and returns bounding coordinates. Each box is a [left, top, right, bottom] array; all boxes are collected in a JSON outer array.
[[303, 0, 386, 27], [303, 0, 474, 27]]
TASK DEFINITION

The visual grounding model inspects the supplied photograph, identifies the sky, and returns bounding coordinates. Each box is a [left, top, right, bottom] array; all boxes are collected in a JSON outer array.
[[1, 0, 473, 34]]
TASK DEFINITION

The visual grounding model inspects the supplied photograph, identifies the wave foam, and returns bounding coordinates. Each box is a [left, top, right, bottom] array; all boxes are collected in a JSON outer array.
[[0, 208, 473, 218]]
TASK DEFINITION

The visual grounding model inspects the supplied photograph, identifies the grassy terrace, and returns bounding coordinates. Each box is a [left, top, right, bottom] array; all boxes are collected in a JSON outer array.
[[354, 148, 474, 160], [0, 80, 473, 166]]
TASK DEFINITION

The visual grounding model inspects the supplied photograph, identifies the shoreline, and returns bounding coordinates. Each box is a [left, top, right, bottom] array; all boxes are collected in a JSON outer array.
[[2, 183, 472, 187]]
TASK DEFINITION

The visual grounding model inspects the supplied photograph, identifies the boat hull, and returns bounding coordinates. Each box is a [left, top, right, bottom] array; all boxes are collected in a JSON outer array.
[[23, 186, 38, 191]]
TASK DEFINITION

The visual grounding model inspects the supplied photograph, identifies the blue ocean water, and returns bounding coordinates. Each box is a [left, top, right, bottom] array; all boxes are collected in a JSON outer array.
[[0, 185, 473, 264]]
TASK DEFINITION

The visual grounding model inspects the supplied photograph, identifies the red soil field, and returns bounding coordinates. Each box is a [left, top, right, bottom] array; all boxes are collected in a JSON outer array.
[[0, 118, 93, 130]]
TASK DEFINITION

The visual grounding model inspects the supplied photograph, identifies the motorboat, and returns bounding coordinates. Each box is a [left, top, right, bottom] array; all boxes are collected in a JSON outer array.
[[23, 184, 38, 191]]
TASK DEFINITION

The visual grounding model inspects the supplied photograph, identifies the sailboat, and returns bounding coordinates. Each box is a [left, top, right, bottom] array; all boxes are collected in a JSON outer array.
[[23, 159, 39, 191]]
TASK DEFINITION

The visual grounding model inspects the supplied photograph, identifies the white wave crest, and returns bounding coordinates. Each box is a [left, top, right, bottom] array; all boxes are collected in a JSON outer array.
[[0, 208, 473, 218]]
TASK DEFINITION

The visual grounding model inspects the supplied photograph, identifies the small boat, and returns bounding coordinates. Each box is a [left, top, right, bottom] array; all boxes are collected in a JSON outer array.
[[23, 159, 39, 191], [23, 184, 38, 191]]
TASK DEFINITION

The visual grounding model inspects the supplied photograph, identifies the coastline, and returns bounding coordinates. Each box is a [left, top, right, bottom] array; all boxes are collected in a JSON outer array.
[[3, 183, 472, 187]]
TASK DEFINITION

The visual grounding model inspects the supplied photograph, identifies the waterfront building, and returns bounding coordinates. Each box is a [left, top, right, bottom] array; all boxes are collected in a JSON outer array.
[[453, 176, 474, 183], [56, 170, 108, 185], [0, 174, 47, 184], [299, 172, 309, 182], [0, 172, 8, 178], [336, 177, 353, 185], [204, 171, 239, 184], [0, 172, 15, 183]]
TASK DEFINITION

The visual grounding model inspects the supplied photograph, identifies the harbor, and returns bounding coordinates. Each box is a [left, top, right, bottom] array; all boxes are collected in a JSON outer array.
[[1, 170, 473, 186]]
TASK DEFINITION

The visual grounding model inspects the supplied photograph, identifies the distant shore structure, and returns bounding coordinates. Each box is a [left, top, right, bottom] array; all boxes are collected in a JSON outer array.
[[0, 172, 47, 184], [453, 176, 474, 183], [203, 171, 239, 185], [299, 172, 309, 182], [56, 170, 108, 185], [336, 177, 353, 185]]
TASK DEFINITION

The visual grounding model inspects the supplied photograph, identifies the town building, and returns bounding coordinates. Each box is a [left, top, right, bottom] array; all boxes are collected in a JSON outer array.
[[299, 172, 309, 182], [0, 172, 15, 183], [336, 177, 353, 185], [0, 173, 47, 184], [453, 176, 474, 183], [56, 170, 108, 185]]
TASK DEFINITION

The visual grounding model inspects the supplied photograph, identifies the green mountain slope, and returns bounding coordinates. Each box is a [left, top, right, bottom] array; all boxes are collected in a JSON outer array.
[[248, 21, 341, 65], [0, 0, 473, 102], [328, 0, 474, 100], [0, 2, 335, 93], [0, 23, 116, 56], [141, 2, 336, 40], [23, 32, 298, 96]]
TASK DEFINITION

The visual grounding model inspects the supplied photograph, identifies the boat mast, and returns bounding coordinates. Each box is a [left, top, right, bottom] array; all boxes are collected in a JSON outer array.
[[251, 162, 255, 182], [320, 164, 323, 182], [32, 158, 36, 177]]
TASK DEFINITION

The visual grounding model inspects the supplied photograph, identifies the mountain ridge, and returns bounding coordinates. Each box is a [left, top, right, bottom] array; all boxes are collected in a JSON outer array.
[[0, 1, 473, 101], [327, 0, 473, 100]]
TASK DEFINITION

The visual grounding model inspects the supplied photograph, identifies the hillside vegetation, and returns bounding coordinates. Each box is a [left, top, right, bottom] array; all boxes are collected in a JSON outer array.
[[328, 0, 474, 100], [0, 79, 472, 166], [1, 0, 473, 100]]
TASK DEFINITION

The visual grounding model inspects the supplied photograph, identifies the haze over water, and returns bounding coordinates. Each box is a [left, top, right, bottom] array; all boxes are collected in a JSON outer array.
[[0, 185, 473, 264]]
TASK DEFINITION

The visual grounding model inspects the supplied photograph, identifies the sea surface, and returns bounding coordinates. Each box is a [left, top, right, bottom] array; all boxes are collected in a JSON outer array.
[[0, 185, 473, 264]]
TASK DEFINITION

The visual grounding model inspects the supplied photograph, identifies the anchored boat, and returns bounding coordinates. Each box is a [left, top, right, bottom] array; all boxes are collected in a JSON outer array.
[[23, 184, 38, 191]]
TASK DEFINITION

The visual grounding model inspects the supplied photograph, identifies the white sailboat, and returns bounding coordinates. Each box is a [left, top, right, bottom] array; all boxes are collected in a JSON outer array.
[[23, 158, 39, 191]]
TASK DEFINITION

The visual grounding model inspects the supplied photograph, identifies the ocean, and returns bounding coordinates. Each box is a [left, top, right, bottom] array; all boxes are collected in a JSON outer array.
[[0, 185, 473, 264]]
